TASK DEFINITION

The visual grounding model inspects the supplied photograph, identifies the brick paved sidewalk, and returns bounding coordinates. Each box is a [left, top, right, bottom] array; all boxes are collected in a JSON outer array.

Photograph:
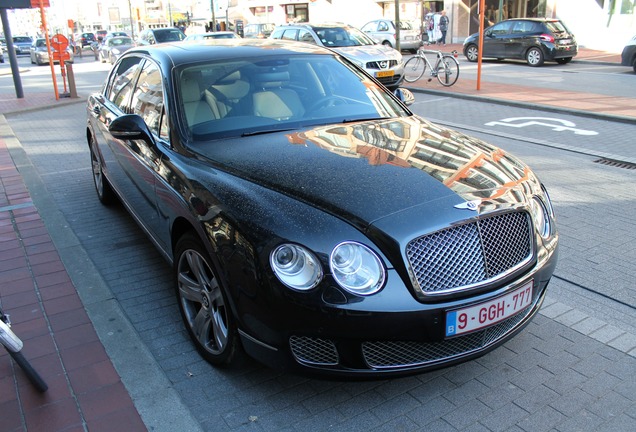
[[0, 138, 145, 431]]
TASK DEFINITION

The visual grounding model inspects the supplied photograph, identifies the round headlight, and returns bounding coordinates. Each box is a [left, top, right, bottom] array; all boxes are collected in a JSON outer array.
[[270, 244, 322, 291], [330, 242, 385, 295], [530, 196, 550, 238]]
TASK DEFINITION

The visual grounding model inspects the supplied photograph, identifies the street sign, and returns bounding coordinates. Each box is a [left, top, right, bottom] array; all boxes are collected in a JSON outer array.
[[51, 34, 69, 52]]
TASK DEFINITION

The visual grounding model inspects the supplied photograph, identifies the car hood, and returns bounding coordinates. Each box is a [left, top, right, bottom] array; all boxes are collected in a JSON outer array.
[[332, 44, 401, 62], [193, 116, 536, 228]]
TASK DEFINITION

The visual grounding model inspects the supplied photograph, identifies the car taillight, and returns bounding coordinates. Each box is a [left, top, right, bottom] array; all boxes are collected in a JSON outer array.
[[540, 34, 555, 43]]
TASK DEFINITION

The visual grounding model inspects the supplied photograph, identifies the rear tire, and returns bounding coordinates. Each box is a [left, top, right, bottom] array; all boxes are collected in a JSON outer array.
[[526, 47, 544, 66], [631, 57, 636, 73], [403, 56, 427, 83], [8, 350, 48, 393], [436, 55, 459, 86]]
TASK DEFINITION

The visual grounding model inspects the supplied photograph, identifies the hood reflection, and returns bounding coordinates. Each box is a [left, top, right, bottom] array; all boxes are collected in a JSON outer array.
[[288, 116, 536, 209]]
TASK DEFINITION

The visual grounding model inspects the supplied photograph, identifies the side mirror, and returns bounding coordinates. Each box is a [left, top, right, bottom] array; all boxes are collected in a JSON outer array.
[[109, 114, 155, 144], [394, 88, 415, 106]]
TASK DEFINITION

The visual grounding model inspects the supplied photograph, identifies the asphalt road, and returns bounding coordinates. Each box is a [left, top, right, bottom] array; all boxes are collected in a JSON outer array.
[[3, 57, 636, 431]]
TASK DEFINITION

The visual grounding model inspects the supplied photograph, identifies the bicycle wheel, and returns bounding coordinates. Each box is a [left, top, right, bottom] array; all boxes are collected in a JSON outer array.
[[403, 56, 427, 83], [8, 350, 48, 392], [436, 55, 460, 87]]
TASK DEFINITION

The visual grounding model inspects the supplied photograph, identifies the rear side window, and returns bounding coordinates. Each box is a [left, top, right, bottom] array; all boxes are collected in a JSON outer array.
[[512, 21, 537, 33]]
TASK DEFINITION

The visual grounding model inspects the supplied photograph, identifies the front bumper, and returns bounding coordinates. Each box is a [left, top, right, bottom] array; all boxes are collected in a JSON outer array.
[[239, 245, 558, 378]]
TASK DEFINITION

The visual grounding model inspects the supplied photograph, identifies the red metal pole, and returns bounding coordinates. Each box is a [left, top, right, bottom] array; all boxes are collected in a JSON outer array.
[[477, 0, 486, 91], [39, 0, 59, 100]]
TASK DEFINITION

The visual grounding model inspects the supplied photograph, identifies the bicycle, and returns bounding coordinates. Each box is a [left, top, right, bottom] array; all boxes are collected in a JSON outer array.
[[403, 47, 460, 86], [0, 304, 48, 392]]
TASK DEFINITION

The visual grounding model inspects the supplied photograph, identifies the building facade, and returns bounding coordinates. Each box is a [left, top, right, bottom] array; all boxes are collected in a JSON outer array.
[[4, 0, 635, 52]]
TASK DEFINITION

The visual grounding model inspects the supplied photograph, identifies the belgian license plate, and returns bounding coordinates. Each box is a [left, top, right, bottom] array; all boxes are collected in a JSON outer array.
[[559, 39, 572, 45], [376, 70, 394, 78], [445, 281, 533, 337]]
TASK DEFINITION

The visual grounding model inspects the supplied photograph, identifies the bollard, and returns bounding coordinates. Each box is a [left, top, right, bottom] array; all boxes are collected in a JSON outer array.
[[65, 62, 79, 98]]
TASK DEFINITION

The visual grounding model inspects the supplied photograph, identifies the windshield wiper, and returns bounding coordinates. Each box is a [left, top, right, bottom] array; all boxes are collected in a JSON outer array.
[[342, 117, 386, 124], [241, 127, 297, 137]]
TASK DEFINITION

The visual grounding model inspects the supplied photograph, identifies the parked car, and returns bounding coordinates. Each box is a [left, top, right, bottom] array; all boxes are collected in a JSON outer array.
[[184, 31, 241, 41], [361, 19, 422, 52], [621, 35, 636, 73], [137, 27, 186, 45], [86, 39, 558, 377], [463, 18, 577, 66], [98, 36, 135, 64], [29, 38, 75, 65], [102, 31, 129, 44], [270, 23, 404, 90], [243, 23, 275, 39], [12, 36, 33, 55], [76, 32, 96, 48], [95, 29, 108, 42]]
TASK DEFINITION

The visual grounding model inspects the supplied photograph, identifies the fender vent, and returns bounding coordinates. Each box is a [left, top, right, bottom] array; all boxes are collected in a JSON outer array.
[[593, 158, 636, 170]]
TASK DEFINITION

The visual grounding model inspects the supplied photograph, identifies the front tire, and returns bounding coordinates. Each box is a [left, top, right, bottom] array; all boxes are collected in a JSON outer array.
[[631, 57, 636, 73], [465, 44, 478, 62], [175, 233, 238, 366], [403, 56, 427, 82], [526, 47, 544, 66]]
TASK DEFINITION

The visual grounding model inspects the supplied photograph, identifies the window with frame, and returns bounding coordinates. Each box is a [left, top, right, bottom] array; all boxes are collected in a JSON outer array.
[[282, 29, 298, 40], [131, 60, 168, 139], [298, 29, 316, 44], [106, 56, 144, 112]]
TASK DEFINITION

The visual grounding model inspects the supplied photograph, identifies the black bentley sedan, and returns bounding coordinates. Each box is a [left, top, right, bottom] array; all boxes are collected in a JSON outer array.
[[86, 39, 558, 377]]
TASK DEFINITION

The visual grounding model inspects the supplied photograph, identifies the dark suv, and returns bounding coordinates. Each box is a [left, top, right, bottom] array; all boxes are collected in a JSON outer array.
[[78, 32, 96, 48], [463, 18, 577, 66]]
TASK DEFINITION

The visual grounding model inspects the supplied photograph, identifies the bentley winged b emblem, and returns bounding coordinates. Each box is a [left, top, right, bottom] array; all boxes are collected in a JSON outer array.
[[454, 199, 481, 211]]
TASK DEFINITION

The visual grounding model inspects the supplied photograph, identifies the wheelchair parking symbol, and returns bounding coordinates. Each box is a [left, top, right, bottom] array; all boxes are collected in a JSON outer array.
[[485, 117, 598, 136]]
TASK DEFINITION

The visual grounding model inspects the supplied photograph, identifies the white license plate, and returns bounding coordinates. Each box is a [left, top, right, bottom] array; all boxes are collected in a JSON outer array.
[[445, 281, 533, 337], [404, 36, 413, 40], [559, 39, 572, 45]]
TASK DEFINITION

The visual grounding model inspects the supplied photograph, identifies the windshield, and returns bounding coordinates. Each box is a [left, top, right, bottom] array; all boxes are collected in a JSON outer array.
[[177, 54, 409, 142], [313, 26, 377, 47], [545, 21, 568, 34]]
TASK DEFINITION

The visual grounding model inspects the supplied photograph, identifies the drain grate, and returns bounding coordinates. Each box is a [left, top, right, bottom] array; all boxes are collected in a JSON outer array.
[[593, 158, 636, 170]]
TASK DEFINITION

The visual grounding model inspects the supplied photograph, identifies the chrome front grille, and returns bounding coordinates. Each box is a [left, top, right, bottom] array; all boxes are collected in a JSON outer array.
[[362, 304, 532, 369], [406, 211, 533, 295], [289, 336, 339, 366]]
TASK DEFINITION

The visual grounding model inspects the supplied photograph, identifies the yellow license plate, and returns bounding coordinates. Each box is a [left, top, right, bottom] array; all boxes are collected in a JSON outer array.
[[376, 70, 394, 78]]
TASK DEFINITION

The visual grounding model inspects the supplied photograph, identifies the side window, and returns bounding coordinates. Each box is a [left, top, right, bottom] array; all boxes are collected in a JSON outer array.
[[282, 29, 298, 41], [378, 22, 389, 32], [490, 22, 512, 36], [298, 29, 316, 44], [105, 56, 144, 112], [361, 22, 375, 32], [271, 28, 284, 39], [131, 61, 168, 139]]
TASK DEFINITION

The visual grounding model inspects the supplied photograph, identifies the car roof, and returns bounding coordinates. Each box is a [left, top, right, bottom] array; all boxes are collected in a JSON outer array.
[[122, 39, 334, 65]]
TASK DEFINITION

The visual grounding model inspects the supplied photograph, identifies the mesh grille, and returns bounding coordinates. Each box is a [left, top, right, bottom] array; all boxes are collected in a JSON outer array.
[[406, 212, 532, 294], [362, 304, 532, 369], [289, 336, 339, 366]]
